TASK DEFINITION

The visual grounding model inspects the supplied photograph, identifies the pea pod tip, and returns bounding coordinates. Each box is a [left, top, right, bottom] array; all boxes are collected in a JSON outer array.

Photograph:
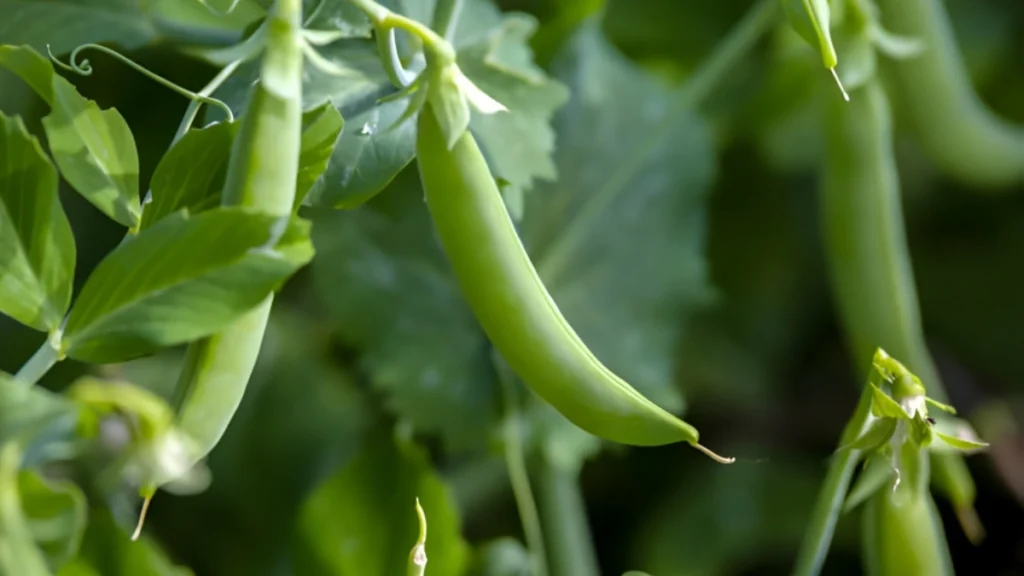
[[694, 442, 736, 464]]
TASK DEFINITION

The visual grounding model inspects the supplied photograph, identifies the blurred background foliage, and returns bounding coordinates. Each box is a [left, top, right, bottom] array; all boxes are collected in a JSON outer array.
[[2, 0, 1024, 574]]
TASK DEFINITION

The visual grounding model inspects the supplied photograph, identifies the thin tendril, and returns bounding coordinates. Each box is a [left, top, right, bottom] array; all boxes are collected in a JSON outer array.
[[47, 43, 234, 122]]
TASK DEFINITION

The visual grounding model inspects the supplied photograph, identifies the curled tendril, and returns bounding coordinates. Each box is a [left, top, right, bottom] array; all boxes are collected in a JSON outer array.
[[378, 27, 416, 89], [47, 43, 235, 123]]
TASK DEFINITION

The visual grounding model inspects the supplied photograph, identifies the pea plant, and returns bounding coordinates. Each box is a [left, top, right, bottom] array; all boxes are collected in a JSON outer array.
[[0, 0, 1021, 574]]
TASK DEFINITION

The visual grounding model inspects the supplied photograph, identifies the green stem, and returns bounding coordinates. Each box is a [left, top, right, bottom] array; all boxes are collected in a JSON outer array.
[[494, 352, 549, 576], [793, 385, 873, 576], [533, 455, 599, 576], [430, 0, 463, 40], [348, 0, 455, 61], [680, 0, 780, 108], [14, 340, 61, 386]]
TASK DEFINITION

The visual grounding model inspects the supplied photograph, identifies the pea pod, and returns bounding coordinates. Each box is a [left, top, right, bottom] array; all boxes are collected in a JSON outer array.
[[861, 449, 953, 576], [414, 105, 731, 461], [781, 0, 848, 99], [132, 0, 305, 534], [820, 76, 958, 573], [878, 0, 1024, 188]]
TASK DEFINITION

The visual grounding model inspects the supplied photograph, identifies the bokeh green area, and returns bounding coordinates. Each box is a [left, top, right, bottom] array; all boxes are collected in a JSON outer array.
[[2, 0, 1024, 574]]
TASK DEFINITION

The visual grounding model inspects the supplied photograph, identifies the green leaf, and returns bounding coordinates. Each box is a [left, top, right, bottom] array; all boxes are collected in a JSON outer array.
[[0, 111, 75, 332], [42, 78, 141, 227], [924, 397, 957, 415], [140, 121, 237, 231], [458, 13, 570, 196], [61, 207, 314, 363], [311, 170, 498, 453], [303, 99, 416, 209], [836, 416, 896, 453], [0, 443, 51, 576], [58, 507, 193, 576], [293, 426, 470, 576], [0, 45, 141, 226], [0, 45, 56, 103], [869, 384, 909, 419], [19, 470, 86, 571], [0, 1, 158, 56], [294, 102, 344, 209], [932, 431, 989, 453]]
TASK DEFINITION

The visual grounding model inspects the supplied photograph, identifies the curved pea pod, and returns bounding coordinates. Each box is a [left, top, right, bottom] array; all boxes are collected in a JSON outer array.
[[414, 105, 731, 462], [877, 0, 1024, 188]]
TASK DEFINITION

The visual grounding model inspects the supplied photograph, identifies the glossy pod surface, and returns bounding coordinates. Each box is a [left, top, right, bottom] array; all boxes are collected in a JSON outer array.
[[415, 106, 699, 447], [879, 0, 1024, 187]]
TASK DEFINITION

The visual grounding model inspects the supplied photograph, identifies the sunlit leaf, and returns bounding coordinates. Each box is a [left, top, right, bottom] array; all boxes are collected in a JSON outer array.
[[869, 384, 909, 420], [62, 208, 314, 363], [0, 111, 75, 332], [141, 121, 237, 231], [294, 102, 344, 208], [42, 79, 141, 227]]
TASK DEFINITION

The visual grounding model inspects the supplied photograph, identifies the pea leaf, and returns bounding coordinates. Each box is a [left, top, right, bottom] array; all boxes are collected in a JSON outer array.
[[0, 112, 75, 333], [294, 102, 344, 209], [42, 79, 141, 227], [836, 416, 896, 453], [293, 426, 470, 576], [458, 13, 570, 197], [0, 443, 51, 576], [61, 207, 314, 363], [869, 384, 909, 420], [311, 170, 498, 453], [0, 45, 142, 227], [19, 470, 86, 571], [303, 99, 415, 209], [312, 20, 714, 466], [0, 0, 157, 56], [140, 122, 237, 231], [58, 507, 193, 576]]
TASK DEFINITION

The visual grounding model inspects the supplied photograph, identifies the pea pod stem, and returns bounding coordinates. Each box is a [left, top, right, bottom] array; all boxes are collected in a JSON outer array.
[[533, 454, 600, 576], [348, 0, 456, 62], [495, 352, 549, 576], [679, 0, 781, 108], [430, 0, 463, 41], [814, 76, 959, 573]]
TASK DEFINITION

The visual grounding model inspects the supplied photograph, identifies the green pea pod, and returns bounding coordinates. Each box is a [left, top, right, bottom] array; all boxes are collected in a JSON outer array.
[[782, 0, 837, 68], [878, 0, 1024, 187], [414, 105, 731, 462], [821, 75, 967, 570], [131, 0, 306, 536], [862, 453, 952, 576]]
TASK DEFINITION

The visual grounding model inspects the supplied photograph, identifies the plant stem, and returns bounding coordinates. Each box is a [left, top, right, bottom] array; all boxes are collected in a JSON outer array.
[[494, 352, 549, 576], [792, 384, 874, 576], [533, 455, 599, 576], [680, 0, 780, 108], [430, 0, 464, 40], [14, 341, 60, 386], [347, 0, 455, 61]]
